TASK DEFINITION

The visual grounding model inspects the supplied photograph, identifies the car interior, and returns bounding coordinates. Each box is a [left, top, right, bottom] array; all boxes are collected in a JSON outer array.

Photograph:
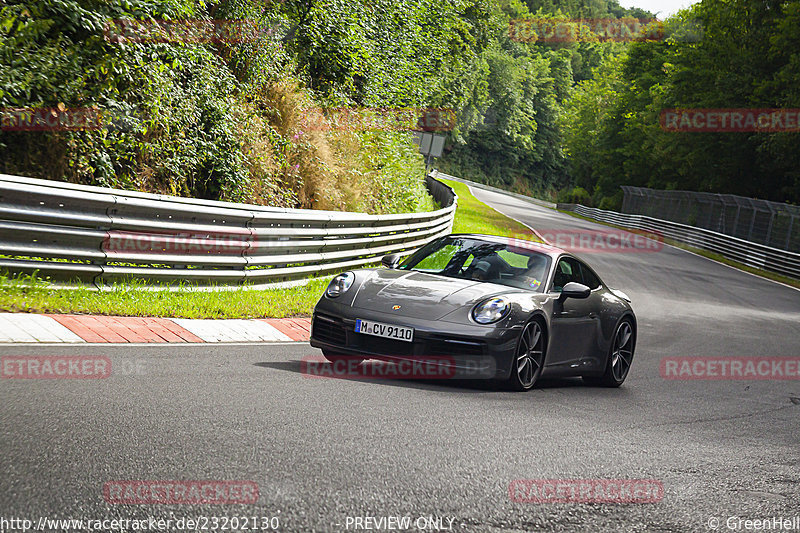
[[552, 257, 602, 291]]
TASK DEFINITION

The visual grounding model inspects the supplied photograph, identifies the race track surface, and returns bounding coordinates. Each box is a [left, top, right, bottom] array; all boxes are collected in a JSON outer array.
[[2, 186, 799, 532]]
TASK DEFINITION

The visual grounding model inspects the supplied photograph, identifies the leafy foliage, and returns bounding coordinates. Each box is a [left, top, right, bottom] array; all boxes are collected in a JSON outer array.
[[0, 0, 435, 212], [5, 0, 791, 215], [562, 0, 800, 205], [437, 0, 648, 198]]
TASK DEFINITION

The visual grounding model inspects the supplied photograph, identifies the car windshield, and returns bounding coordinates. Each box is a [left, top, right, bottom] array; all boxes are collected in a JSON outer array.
[[399, 236, 551, 291]]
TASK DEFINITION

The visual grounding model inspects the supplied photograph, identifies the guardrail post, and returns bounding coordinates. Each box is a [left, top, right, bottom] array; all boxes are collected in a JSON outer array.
[[764, 206, 775, 247], [747, 206, 757, 242]]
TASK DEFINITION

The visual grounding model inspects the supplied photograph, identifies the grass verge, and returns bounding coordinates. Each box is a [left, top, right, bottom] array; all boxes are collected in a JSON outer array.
[[0, 274, 331, 319], [440, 178, 540, 240], [0, 179, 537, 318]]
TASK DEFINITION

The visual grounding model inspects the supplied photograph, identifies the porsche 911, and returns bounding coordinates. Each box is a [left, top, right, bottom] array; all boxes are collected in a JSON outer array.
[[310, 234, 636, 390]]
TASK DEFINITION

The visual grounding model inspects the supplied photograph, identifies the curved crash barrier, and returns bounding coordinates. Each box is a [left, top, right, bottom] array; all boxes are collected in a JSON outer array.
[[0, 171, 456, 288]]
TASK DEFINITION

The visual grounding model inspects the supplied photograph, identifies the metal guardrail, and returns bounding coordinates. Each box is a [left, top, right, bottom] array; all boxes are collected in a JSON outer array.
[[621, 186, 800, 253], [435, 173, 556, 209], [557, 203, 800, 280], [427, 171, 799, 280], [0, 171, 456, 288]]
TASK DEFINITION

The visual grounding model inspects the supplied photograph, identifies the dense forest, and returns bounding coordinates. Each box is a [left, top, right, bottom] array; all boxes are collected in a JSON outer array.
[[560, 0, 800, 208], [1, 0, 798, 213]]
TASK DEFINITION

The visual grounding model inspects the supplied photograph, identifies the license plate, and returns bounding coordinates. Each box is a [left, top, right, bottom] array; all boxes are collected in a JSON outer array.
[[355, 319, 414, 342]]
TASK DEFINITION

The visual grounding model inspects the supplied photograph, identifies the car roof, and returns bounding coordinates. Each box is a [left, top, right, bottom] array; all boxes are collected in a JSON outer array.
[[447, 233, 566, 258]]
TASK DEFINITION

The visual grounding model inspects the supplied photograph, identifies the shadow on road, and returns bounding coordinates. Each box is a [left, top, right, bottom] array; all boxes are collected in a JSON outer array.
[[254, 359, 588, 394]]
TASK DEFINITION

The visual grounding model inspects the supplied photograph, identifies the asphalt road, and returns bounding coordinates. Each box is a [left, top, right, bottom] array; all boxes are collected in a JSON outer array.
[[2, 187, 799, 532]]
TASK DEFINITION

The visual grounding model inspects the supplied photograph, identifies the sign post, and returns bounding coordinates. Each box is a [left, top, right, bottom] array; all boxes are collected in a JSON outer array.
[[416, 132, 446, 173]]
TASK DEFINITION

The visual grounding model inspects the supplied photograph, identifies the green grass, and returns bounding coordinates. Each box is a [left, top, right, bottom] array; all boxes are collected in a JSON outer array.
[[441, 178, 540, 240], [0, 182, 541, 318], [558, 209, 800, 289], [0, 273, 331, 318]]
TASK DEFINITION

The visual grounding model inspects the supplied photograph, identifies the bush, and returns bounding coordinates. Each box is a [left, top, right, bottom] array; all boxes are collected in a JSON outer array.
[[556, 186, 592, 206], [597, 191, 623, 211], [0, 0, 434, 214]]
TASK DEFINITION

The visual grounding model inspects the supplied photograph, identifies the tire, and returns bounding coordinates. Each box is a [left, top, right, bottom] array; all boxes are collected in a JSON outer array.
[[506, 319, 547, 391], [583, 318, 635, 387], [322, 349, 365, 365]]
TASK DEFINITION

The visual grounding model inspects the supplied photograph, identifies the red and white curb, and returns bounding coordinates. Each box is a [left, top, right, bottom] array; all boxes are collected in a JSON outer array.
[[0, 313, 311, 343]]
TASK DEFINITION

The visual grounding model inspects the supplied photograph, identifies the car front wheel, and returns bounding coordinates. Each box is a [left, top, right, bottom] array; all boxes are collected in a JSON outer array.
[[583, 318, 635, 387], [507, 319, 546, 391]]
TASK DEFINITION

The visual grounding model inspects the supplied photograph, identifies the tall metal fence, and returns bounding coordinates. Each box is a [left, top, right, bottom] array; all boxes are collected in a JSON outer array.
[[622, 186, 800, 253], [0, 172, 456, 288], [556, 203, 800, 280]]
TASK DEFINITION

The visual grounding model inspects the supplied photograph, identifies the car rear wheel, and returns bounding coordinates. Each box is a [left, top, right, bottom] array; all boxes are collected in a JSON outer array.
[[583, 318, 635, 387], [507, 319, 546, 391], [322, 349, 365, 365]]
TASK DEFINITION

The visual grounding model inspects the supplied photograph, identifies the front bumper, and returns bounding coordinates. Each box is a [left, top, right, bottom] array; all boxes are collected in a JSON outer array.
[[309, 302, 521, 380]]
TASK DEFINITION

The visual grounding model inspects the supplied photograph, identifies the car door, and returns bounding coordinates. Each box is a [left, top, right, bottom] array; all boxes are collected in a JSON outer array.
[[547, 256, 597, 369], [575, 259, 607, 371]]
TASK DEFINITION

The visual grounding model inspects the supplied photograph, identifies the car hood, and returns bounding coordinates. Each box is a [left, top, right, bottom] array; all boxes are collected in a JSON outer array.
[[351, 269, 508, 321]]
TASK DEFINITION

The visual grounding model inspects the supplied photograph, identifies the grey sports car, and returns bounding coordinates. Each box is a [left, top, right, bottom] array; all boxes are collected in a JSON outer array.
[[310, 234, 636, 390]]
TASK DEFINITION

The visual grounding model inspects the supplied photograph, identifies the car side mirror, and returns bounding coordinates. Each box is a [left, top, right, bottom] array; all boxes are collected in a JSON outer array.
[[559, 282, 591, 300], [381, 253, 402, 269]]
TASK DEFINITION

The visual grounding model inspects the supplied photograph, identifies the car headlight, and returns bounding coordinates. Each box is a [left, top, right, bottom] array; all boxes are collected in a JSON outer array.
[[472, 297, 510, 324], [326, 272, 355, 298]]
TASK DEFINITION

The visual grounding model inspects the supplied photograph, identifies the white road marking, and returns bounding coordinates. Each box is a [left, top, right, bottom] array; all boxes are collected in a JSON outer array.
[[168, 318, 292, 343], [465, 184, 551, 244], [0, 313, 85, 343]]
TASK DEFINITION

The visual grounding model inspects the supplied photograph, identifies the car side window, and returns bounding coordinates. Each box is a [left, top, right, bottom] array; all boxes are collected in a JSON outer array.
[[578, 262, 602, 289], [552, 257, 582, 291]]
